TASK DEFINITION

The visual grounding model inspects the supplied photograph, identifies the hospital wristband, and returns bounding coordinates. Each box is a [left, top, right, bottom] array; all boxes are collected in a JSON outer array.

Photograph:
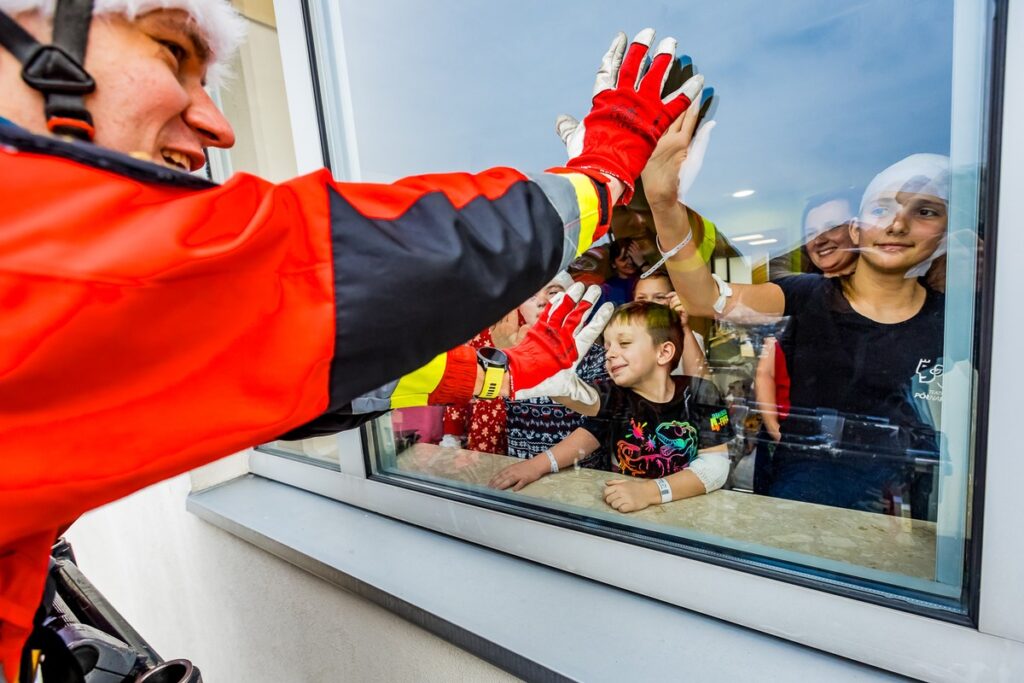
[[641, 230, 694, 279], [545, 449, 559, 474], [654, 478, 673, 504]]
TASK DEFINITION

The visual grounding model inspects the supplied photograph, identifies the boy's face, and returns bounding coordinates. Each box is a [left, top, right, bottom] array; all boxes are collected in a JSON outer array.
[[603, 320, 673, 388], [518, 281, 566, 326], [0, 9, 235, 171], [633, 277, 672, 305]]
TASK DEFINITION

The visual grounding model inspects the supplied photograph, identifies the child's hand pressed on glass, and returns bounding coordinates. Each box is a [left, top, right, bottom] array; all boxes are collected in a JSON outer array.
[[489, 458, 547, 491]]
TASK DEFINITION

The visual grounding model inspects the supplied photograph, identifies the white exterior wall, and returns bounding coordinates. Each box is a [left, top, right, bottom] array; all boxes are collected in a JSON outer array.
[[64, 461, 516, 683]]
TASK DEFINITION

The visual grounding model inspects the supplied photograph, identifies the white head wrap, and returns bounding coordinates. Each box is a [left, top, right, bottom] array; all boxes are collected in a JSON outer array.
[[0, 0, 246, 86], [860, 153, 950, 279], [860, 153, 950, 213]]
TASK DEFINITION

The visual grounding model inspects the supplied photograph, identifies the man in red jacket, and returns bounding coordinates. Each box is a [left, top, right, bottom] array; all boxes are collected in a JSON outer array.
[[0, 1, 702, 678]]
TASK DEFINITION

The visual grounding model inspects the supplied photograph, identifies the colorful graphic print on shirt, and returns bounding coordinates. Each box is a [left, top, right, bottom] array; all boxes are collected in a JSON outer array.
[[614, 418, 699, 478]]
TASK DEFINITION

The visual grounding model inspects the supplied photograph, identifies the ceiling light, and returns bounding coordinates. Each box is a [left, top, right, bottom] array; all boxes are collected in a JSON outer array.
[[748, 238, 778, 246], [731, 189, 756, 198], [732, 233, 764, 242]]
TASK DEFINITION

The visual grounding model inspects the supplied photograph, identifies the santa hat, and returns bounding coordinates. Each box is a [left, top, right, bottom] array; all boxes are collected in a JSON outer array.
[[0, 0, 246, 85]]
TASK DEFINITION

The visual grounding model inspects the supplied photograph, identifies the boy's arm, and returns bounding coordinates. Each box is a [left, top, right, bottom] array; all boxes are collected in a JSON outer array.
[[488, 428, 601, 491], [604, 444, 730, 512]]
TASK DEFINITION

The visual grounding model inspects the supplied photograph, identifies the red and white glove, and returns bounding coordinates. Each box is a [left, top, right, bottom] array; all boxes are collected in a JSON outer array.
[[557, 28, 703, 204], [506, 283, 613, 401]]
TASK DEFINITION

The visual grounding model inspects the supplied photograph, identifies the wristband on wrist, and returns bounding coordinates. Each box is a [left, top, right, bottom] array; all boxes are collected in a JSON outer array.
[[654, 477, 673, 504], [641, 231, 694, 279], [544, 449, 559, 474], [710, 273, 734, 314]]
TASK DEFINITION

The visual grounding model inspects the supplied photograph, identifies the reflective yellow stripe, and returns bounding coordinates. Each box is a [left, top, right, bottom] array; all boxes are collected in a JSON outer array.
[[565, 173, 600, 257], [389, 353, 447, 408]]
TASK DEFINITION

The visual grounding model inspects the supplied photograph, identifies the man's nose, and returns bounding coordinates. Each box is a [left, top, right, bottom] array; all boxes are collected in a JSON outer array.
[[184, 85, 236, 149]]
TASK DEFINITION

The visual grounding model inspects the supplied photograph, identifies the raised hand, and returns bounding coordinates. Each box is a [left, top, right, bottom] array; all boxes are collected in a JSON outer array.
[[505, 283, 613, 402], [556, 29, 704, 204], [641, 84, 715, 210]]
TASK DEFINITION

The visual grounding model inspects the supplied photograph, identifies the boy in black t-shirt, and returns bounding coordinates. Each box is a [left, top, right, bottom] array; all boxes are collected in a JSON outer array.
[[489, 302, 733, 512]]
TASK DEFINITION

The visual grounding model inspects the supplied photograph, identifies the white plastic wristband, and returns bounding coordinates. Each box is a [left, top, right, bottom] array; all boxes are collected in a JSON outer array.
[[640, 231, 694, 279], [545, 449, 559, 474], [654, 477, 672, 504]]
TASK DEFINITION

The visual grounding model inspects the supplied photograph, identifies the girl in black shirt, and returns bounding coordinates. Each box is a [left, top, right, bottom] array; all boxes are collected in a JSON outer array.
[[639, 100, 948, 517]]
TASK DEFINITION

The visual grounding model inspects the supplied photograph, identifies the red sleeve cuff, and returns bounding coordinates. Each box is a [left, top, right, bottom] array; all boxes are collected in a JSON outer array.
[[428, 345, 478, 405]]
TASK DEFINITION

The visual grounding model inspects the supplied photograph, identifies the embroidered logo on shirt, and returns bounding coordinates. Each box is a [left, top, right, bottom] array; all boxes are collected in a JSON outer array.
[[710, 409, 730, 432]]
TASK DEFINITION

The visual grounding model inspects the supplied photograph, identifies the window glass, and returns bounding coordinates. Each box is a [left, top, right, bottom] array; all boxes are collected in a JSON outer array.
[[214, 3, 341, 466], [330, 0, 993, 612]]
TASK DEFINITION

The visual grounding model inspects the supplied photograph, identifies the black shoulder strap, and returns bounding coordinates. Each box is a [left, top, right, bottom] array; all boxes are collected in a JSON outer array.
[[0, 0, 96, 141]]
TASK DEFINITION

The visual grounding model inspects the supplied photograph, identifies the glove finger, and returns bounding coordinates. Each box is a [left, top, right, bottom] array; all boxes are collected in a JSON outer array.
[[556, 116, 585, 158], [594, 31, 627, 96], [677, 86, 703, 138], [540, 290, 568, 324], [575, 301, 614, 353], [555, 114, 580, 145], [560, 299, 593, 348], [559, 283, 604, 345], [617, 28, 654, 91], [546, 281, 584, 328], [568, 283, 604, 338], [662, 73, 704, 121], [638, 37, 677, 99]]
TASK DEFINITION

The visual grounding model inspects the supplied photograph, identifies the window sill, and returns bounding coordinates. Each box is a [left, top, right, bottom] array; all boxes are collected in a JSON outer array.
[[187, 474, 903, 681]]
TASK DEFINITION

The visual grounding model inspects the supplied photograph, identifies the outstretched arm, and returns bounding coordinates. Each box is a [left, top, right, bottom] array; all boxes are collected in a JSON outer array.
[[640, 102, 786, 319]]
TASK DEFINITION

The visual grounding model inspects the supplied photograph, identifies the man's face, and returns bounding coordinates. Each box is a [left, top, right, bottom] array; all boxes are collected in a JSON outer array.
[[1, 9, 234, 171], [853, 191, 947, 274]]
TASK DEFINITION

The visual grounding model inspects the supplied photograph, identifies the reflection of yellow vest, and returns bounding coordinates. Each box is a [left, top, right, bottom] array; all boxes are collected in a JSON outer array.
[[685, 207, 718, 263]]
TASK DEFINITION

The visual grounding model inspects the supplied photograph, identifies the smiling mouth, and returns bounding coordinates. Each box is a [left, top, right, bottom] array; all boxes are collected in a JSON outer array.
[[815, 246, 837, 257], [609, 364, 627, 374], [875, 243, 913, 252], [160, 149, 191, 172]]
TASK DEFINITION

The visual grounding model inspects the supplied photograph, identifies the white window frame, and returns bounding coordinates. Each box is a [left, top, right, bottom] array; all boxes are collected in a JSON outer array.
[[254, 0, 1024, 678]]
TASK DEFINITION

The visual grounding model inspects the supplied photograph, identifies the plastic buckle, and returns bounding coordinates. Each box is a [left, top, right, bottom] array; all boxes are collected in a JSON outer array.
[[21, 43, 95, 94]]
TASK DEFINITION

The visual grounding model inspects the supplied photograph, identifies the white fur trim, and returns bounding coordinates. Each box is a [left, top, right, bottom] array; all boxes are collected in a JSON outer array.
[[0, 0, 246, 86]]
